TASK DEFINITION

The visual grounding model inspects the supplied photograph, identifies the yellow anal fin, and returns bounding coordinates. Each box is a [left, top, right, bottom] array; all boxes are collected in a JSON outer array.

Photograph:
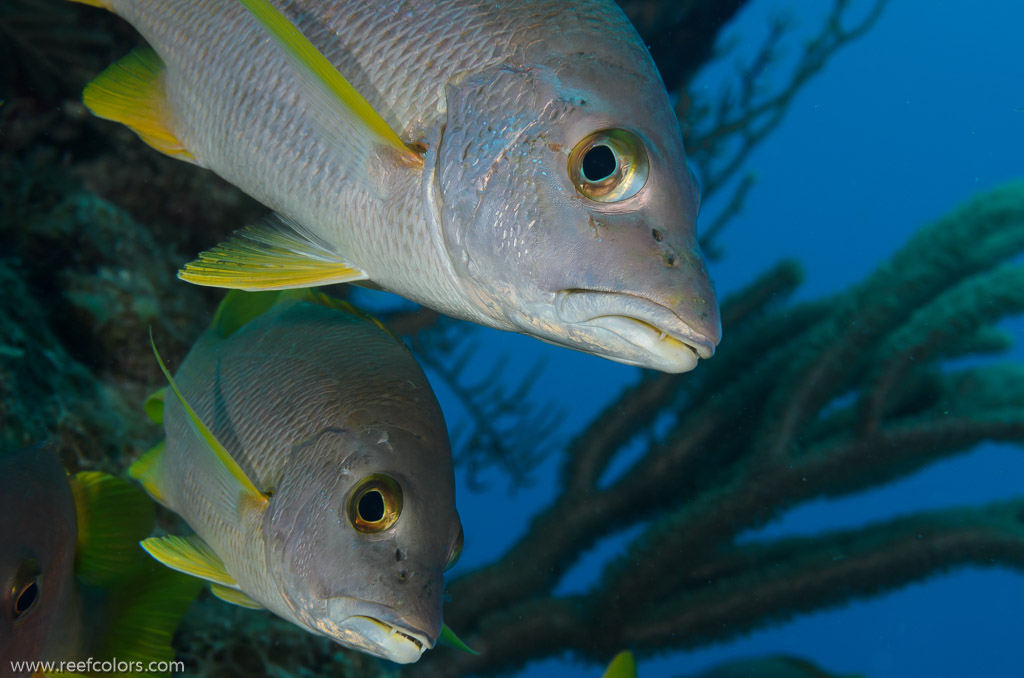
[[178, 216, 368, 291], [128, 439, 168, 506], [141, 534, 236, 586], [210, 583, 264, 609], [69, 471, 156, 587], [83, 47, 197, 164]]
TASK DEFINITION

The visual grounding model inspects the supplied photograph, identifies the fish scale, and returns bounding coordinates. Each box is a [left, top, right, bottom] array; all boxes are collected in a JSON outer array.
[[78, 0, 720, 372], [135, 291, 462, 662]]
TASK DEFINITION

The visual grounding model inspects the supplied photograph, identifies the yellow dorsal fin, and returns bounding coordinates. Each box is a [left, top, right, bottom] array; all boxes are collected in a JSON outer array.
[[150, 330, 268, 514], [69, 471, 156, 587], [237, 0, 418, 159], [128, 440, 168, 506], [210, 583, 264, 609], [140, 534, 236, 586], [83, 47, 197, 164], [178, 215, 368, 291]]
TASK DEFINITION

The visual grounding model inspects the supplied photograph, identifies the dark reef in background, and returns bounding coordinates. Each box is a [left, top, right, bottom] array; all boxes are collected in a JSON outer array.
[[4, 1, 1023, 677]]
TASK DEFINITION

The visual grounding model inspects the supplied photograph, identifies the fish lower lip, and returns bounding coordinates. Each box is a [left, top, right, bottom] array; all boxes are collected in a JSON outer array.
[[555, 290, 716, 368], [337, 616, 431, 664]]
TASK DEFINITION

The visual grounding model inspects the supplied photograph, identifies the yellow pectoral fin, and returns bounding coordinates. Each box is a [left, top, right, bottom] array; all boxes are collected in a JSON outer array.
[[83, 47, 196, 164], [141, 534, 236, 586], [178, 216, 368, 291], [210, 583, 264, 609]]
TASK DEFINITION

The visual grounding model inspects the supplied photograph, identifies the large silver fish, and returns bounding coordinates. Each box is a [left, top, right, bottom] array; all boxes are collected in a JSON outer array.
[[73, 0, 721, 373], [132, 290, 463, 664]]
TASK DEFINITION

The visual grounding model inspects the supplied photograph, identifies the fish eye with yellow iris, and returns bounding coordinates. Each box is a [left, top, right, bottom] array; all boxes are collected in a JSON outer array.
[[58, 0, 725, 667], [132, 290, 463, 664], [72, 0, 721, 374]]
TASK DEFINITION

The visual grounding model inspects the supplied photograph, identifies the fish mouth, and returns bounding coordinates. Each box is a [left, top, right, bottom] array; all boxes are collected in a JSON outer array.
[[341, 616, 431, 664], [555, 290, 717, 373], [314, 608, 433, 664]]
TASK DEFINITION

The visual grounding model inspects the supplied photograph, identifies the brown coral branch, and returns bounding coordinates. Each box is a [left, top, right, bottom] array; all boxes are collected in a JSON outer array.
[[858, 265, 1024, 435], [418, 501, 1024, 677], [757, 183, 1024, 463], [408, 183, 1024, 678], [440, 262, 805, 635], [626, 501, 1024, 650]]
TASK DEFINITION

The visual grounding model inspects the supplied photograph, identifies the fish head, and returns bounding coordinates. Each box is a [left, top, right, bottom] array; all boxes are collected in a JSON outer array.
[[263, 424, 462, 664], [435, 51, 720, 373], [0, 445, 79, 671]]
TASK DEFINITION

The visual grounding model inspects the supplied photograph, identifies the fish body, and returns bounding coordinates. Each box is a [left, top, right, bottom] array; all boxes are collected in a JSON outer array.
[[0, 446, 82, 672], [78, 0, 721, 372], [0, 445, 200, 677], [134, 290, 462, 663]]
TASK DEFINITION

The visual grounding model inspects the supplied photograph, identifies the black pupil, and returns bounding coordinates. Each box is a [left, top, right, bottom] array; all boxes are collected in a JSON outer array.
[[581, 145, 617, 182], [14, 580, 38, 617], [358, 490, 386, 522]]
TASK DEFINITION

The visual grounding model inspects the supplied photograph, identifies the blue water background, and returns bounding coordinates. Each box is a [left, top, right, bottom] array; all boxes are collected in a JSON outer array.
[[437, 1, 1024, 677]]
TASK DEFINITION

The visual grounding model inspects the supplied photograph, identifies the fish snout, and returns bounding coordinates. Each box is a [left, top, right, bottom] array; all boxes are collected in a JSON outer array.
[[323, 598, 438, 664], [555, 287, 719, 372]]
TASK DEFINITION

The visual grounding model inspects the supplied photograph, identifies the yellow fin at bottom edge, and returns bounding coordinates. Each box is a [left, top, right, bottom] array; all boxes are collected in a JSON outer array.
[[210, 583, 264, 609], [141, 534, 236, 586], [178, 216, 368, 291]]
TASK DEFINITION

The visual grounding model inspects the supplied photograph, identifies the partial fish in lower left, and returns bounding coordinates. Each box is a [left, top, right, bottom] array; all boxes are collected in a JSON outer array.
[[0, 444, 200, 677]]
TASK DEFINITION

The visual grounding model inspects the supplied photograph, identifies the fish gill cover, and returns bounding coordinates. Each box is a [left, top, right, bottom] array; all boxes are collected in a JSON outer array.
[[1, 0, 1022, 677]]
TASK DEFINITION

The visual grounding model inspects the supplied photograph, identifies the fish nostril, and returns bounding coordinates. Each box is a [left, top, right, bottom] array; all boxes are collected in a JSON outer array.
[[397, 568, 410, 582], [651, 228, 664, 242], [395, 548, 406, 562], [665, 252, 677, 267]]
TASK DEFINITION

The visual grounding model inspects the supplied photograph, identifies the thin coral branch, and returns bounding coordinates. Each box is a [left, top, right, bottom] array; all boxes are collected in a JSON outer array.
[[419, 499, 1024, 677], [626, 501, 1024, 650], [858, 265, 1024, 435], [438, 262, 806, 637], [409, 320, 563, 489], [408, 183, 1024, 678], [757, 182, 1024, 463], [698, 173, 754, 260], [685, 0, 889, 200]]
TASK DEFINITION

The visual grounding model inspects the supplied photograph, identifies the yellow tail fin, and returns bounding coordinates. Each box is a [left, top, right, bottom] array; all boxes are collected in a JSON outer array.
[[83, 47, 197, 164]]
